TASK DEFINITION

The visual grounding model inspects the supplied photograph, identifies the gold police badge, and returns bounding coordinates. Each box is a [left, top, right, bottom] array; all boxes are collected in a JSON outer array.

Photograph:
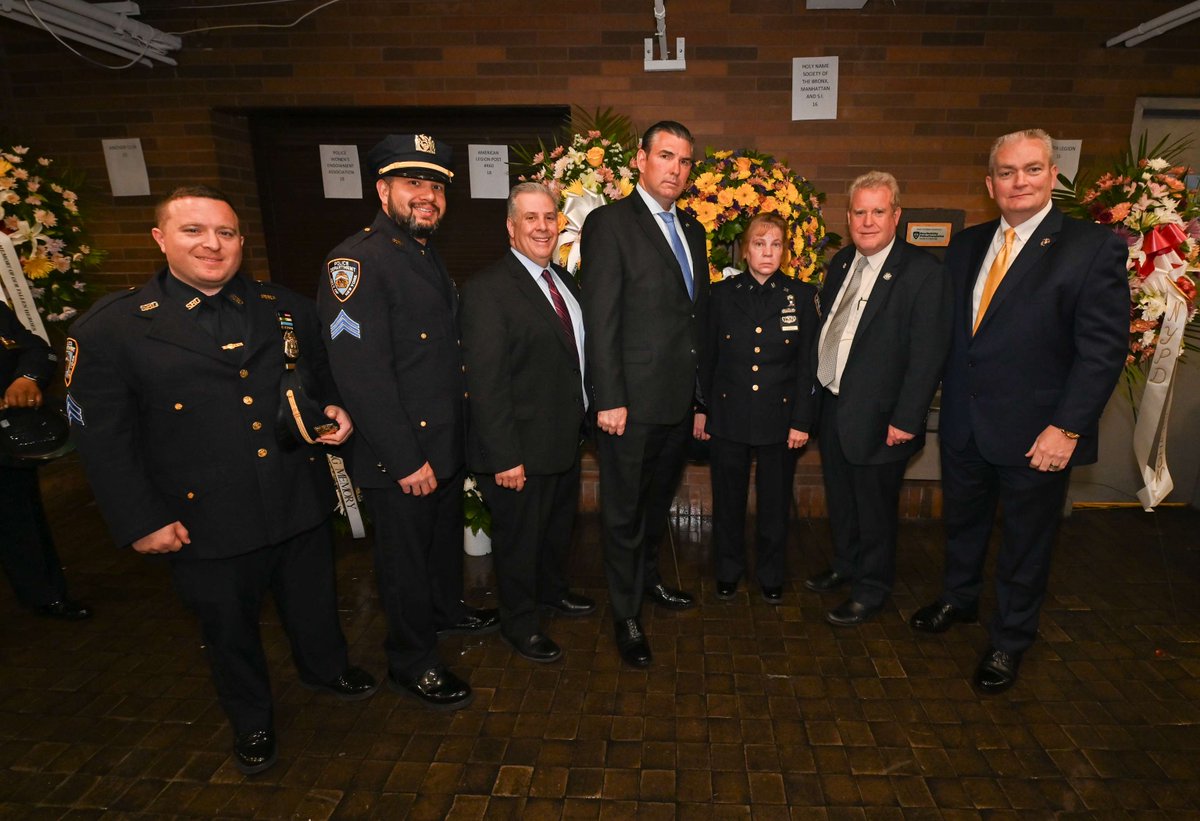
[[415, 134, 437, 154]]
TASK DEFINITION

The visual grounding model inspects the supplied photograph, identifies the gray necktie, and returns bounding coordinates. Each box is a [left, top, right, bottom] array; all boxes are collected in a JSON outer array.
[[658, 211, 695, 300], [817, 256, 869, 387]]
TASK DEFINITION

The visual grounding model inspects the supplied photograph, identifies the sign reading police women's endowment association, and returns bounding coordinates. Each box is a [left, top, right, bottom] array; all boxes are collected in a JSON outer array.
[[319, 145, 364, 199]]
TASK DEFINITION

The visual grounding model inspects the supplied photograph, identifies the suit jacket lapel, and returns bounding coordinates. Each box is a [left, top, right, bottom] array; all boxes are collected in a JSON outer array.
[[853, 241, 903, 339], [630, 194, 696, 301], [962, 220, 998, 340], [974, 208, 1063, 337], [508, 255, 577, 359]]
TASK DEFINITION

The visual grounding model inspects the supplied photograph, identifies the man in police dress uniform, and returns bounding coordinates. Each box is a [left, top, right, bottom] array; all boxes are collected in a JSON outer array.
[[0, 301, 90, 620], [67, 186, 376, 775], [319, 134, 498, 711]]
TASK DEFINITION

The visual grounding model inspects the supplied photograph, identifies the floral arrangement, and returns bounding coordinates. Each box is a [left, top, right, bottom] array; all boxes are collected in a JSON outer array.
[[463, 474, 492, 537], [1053, 135, 1199, 378], [0, 144, 102, 325], [678, 148, 837, 285], [513, 108, 638, 273]]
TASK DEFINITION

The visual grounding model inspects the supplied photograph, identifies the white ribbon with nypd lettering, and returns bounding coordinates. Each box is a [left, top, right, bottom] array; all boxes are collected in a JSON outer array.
[[0, 229, 50, 342], [1133, 250, 1190, 510]]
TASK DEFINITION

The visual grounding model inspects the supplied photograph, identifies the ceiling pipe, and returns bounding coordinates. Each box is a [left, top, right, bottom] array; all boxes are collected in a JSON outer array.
[[1106, 1, 1200, 46]]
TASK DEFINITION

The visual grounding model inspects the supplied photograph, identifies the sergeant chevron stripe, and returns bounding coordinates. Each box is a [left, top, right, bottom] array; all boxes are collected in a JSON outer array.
[[329, 309, 361, 340]]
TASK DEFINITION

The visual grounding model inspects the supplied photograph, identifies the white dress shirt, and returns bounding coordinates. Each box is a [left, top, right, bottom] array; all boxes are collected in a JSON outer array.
[[817, 236, 896, 394], [511, 248, 588, 410], [970, 198, 1054, 326], [634, 183, 696, 280]]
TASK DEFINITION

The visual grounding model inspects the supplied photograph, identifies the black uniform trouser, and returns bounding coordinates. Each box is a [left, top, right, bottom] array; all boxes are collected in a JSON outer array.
[[940, 435, 1070, 655], [480, 456, 580, 639], [709, 437, 797, 589], [596, 414, 691, 621], [363, 467, 469, 680], [169, 519, 349, 736], [0, 465, 69, 608], [819, 391, 907, 609]]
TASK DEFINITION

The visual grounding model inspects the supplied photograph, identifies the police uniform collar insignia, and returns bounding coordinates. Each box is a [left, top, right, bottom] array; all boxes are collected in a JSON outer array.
[[228, 293, 244, 306], [185, 297, 201, 310], [63, 338, 79, 386], [328, 258, 361, 302], [259, 292, 277, 301], [139, 301, 159, 312]]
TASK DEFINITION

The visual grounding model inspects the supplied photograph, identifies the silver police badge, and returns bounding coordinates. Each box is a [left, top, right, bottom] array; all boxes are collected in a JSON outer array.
[[328, 258, 361, 303]]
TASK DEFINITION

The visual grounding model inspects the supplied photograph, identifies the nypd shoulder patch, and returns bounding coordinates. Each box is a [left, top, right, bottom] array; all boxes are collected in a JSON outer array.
[[330, 309, 362, 340], [328, 258, 361, 302]]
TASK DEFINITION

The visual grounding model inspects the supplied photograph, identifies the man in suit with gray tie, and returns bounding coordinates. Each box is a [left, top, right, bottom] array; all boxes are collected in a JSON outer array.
[[910, 129, 1128, 693], [581, 121, 708, 667], [805, 171, 952, 627], [461, 182, 596, 664]]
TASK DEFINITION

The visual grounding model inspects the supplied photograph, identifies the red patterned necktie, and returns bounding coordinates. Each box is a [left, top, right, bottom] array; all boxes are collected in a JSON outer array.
[[542, 270, 576, 346]]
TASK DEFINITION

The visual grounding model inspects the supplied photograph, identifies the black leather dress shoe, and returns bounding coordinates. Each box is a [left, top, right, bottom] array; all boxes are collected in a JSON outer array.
[[614, 618, 652, 667], [388, 667, 473, 711], [715, 580, 738, 600], [301, 665, 378, 700], [974, 646, 1021, 694], [644, 582, 695, 610], [760, 586, 783, 605], [909, 600, 978, 634], [233, 729, 277, 775], [803, 568, 848, 593], [825, 599, 881, 627], [505, 632, 562, 663], [437, 607, 501, 636], [35, 599, 91, 621], [542, 591, 596, 617]]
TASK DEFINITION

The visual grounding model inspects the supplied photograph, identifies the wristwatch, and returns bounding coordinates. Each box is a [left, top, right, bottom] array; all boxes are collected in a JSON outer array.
[[20, 373, 42, 386], [1058, 427, 1080, 440]]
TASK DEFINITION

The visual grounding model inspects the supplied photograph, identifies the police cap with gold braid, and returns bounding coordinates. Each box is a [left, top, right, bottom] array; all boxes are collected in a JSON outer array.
[[365, 134, 454, 185]]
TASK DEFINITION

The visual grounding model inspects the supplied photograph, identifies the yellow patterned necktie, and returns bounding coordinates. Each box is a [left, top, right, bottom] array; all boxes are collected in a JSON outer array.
[[973, 227, 1016, 334]]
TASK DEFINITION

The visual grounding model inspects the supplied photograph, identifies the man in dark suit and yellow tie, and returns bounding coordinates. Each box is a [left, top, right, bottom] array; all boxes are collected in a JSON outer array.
[[461, 183, 596, 664], [581, 121, 708, 667], [910, 129, 1128, 693], [805, 171, 952, 627]]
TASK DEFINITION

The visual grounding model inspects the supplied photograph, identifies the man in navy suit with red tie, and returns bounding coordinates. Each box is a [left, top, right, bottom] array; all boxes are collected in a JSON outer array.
[[910, 129, 1128, 693]]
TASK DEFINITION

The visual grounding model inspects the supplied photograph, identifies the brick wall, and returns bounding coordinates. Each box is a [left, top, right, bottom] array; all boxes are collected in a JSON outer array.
[[3, 0, 1196, 518], [2, 1, 1196, 288]]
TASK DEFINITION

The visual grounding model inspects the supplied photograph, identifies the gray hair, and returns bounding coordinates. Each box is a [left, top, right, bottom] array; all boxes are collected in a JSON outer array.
[[848, 171, 900, 210], [507, 181, 555, 220], [988, 129, 1053, 173]]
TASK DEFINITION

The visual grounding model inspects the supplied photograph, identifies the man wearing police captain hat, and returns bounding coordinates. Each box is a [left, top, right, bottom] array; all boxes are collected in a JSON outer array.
[[319, 133, 498, 711]]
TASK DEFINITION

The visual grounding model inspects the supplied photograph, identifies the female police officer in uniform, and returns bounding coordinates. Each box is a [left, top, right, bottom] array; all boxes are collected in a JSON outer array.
[[694, 212, 819, 603]]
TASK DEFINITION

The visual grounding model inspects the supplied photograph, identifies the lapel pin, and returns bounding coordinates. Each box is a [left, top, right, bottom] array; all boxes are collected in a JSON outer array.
[[882, 272, 893, 281], [1040, 238, 1053, 247]]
